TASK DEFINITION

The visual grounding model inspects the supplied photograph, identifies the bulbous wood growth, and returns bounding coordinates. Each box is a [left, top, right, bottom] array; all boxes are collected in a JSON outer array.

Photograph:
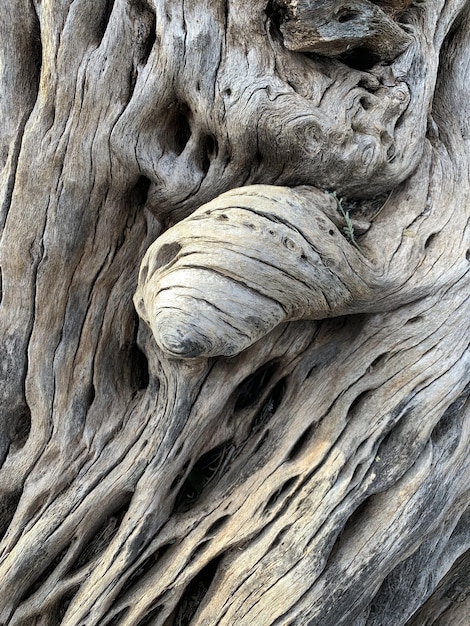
[[1, 0, 469, 624]]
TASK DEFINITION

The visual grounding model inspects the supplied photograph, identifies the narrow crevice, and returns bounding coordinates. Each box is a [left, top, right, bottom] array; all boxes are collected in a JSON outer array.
[[254, 150, 263, 166], [31, 8, 42, 85], [95, 0, 115, 43], [253, 428, 270, 455], [337, 8, 361, 23], [205, 515, 231, 537], [430, 389, 467, 455], [387, 145, 397, 162], [374, 425, 400, 462], [328, 497, 372, 563], [0, 490, 22, 542], [129, 175, 151, 210], [57, 586, 80, 621], [234, 361, 280, 412], [156, 542, 174, 561], [369, 411, 423, 492], [249, 376, 287, 434], [306, 364, 317, 379], [129, 312, 150, 392], [286, 423, 316, 462], [169, 459, 191, 493], [370, 353, 389, 369], [128, 64, 137, 103], [424, 232, 438, 249], [162, 101, 192, 156], [391, 110, 407, 139], [174, 109, 192, 155], [170, 556, 222, 625], [7, 405, 32, 451], [114, 539, 174, 606], [86, 384, 96, 409], [129, 343, 150, 391], [268, 524, 293, 551], [189, 539, 212, 562], [115, 552, 159, 603], [173, 442, 232, 512], [347, 389, 373, 418], [106, 607, 130, 626], [139, 10, 156, 66], [263, 476, 299, 513], [136, 604, 165, 626], [406, 315, 423, 325], [200, 134, 218, 174], [68, 492, 133, 573], [18, 544, 72, 604]]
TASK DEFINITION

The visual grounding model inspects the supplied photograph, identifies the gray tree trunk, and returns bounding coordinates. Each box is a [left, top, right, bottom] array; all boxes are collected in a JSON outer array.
[[1, 1, 469, 624]]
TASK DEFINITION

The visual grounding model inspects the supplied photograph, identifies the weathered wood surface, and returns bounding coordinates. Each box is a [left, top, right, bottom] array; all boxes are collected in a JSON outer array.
[[274, 0, 413, 61], [0, 1, 469, 625]]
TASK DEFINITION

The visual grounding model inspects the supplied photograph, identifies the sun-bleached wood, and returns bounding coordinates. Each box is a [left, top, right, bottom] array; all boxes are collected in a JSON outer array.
[[0, 1, 469, 625]]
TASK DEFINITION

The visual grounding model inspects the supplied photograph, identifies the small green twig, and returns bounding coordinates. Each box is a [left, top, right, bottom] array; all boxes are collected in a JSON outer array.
[[330, 191, 362, 251]]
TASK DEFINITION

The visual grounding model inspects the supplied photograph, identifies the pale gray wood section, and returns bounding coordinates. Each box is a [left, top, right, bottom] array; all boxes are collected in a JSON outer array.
[[0, 1, 469, 625]]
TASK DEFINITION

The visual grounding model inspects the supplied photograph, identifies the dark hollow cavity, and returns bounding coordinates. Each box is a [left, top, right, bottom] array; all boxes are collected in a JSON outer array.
[[96, 0, 115, 42], [340, 48, 382, 71], [234, 361, 280, 412], [249, 376, 287, 433], [173, 441, 232, 512], [200, 134, 218, 174], [171, 556, 222, 625], [0, 490, 22, 542], [163, 102, 193, 156]]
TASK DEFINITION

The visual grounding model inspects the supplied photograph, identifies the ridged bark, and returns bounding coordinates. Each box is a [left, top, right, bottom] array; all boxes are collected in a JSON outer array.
[[0, 1, 469, 624]]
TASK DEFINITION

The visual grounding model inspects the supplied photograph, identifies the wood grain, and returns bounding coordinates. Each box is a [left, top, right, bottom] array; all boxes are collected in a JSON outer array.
[[0, 0, 469, 624]]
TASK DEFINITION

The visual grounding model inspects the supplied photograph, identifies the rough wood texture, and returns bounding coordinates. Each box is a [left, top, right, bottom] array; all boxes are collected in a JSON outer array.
[[0, 1, 469, 625], [274, 0, 413, 61]]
